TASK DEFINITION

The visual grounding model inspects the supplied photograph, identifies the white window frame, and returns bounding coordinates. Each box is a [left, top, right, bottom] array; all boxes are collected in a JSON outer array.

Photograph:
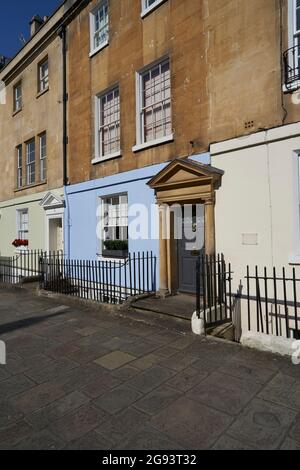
[[38, 58, 49, 93], [17, 209, 29, 241], [99, 193, 129, 258], [141, 0, 167, 18], [93, 85, 121, 164], [16, 145, 22, 189], [133, 57, 173, 152], [40, 133, 47, 181], [26, 139, 35, 186], [13, 82, 22, 112], [89, 0, 109, 57]]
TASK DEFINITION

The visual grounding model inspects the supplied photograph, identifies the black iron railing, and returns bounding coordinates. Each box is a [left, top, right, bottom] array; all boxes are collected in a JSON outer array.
[[0, 250, 56, 284], [40, 252, 157, 305], [196, 254, 234, 330], [246, 266, 300, 339], [283, 45, 300, 89]]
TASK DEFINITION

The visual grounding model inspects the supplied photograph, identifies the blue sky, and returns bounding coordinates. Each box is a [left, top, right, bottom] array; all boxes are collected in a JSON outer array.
[[0, 0, 63, 58]]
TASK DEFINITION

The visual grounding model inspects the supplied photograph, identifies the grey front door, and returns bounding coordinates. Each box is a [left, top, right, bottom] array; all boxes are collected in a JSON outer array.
[[178, 204, 205, 293]]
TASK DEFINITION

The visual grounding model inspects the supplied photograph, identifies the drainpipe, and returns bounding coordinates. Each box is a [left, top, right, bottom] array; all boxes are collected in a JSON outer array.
[[57, 24, 70, 257], [58, 25, 68, 187]]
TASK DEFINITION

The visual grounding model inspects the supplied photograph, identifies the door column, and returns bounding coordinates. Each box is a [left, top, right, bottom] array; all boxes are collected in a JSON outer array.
[[159, 204, 169, 296], [204, 197, 216, 256]]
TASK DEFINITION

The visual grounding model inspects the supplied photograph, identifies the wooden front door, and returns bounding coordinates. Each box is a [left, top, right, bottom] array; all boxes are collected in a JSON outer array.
[[178, 204, 205, 293]]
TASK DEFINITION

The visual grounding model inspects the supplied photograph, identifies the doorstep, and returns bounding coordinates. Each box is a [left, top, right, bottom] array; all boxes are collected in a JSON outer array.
[[131, 294, 197, 322]]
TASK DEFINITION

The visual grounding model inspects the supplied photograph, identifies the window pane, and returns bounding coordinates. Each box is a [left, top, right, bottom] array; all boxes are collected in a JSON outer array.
[[141, 59, 171, 143], [39, 60, 49, 91], [93, 1, 109, 49], [102, 194, 128, 247], [14, 84, 22, 111], [145, 0, 158, 8], [40, 133, 47, 181], [18, 210, 29, 240], [99, 87, 120, 157], [26, 140, 35, 185], [16, 146, 22, 188]]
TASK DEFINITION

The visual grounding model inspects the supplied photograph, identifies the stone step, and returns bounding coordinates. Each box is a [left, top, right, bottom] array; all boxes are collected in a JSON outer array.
[[207, 322, 235, 341]]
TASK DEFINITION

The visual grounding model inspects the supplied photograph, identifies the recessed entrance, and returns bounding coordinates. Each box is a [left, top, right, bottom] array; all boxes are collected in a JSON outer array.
[[178, 204, 205, 293], [148, 158, 223, 296], [49, 218, 63, 252]]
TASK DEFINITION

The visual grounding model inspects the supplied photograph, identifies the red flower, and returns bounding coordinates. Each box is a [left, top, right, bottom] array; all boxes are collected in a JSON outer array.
[[12, 239, 29, 248]]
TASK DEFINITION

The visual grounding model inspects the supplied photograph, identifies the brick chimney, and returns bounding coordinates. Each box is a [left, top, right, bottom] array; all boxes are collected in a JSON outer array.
[[29, 15, 44, 37]]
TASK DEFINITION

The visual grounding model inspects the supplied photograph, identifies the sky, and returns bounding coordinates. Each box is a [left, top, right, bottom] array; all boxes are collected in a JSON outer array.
[[0, 0, 63, 58]]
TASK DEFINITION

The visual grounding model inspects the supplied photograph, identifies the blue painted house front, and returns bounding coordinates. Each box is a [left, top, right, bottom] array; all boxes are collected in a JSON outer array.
[[64, 153, 210, 293]]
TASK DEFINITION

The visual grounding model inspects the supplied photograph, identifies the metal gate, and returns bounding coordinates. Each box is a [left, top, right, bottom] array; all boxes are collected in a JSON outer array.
[[195, 254, 234, 331]]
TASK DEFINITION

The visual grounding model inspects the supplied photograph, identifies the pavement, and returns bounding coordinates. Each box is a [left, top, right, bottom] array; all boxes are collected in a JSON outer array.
[[0, 284, 300, 450]]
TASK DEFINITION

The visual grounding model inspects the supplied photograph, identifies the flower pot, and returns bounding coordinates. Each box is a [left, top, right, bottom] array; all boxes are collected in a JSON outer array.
[[102, 249, 128, 259]]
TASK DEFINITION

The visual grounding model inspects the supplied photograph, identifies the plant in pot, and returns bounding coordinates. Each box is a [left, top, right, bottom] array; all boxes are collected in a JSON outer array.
[[103, 240, 128, 258]]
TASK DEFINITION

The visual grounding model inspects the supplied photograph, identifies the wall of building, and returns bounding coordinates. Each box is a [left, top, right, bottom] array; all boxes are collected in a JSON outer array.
[[0, 187, 64, 256], [64, 162, 169, 265], [67, 0, 210, 185], [67, 0, 300, 188], [0, 24, 64, 205], [211, 122, 300, 285]]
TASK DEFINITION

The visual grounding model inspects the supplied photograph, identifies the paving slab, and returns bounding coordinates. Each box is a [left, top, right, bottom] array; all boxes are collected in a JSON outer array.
[[1, 285, 300, 450], [49, 404, 109, 442], [258, 372, 300, 411], [25, 391, 90, 431], [227, 398, 297, 449], [166, 367, 208, 392], [151, 396, 233, 449], [133, 385, 182, 416], [81, 374, 121, 399], [13, 429, 65, 450], [126, 366, 176, 394], [95, 407, 148, 447], [13, 381, 67, 414], [115, 425, 184, 451], [94, 351, 137, 370], [0, 374, 35, 401], [65, 430, 112, 450], [281, 436, 300, 450], [288, 413, 300, 443], [187, 371, 262, 416], [93, 385, 143, 414], [212, 434, 255, 450]]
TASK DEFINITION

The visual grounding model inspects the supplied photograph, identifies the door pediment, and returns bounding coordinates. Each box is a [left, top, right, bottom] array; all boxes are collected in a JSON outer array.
[[40, 192, 65, 211], [148, 158, 223, 204]]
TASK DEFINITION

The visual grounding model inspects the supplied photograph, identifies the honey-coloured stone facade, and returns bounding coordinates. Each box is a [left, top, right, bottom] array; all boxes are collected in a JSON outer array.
[[67, 0, 298, 186]]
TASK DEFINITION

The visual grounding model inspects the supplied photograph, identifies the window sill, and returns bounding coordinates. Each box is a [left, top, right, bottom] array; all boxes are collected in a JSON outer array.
[[97, 254, 128, 262], [141, 0, 167, 18], [12, 108, 22, 117], [132, 134, 174, 153], [89, 40, 109, 58], [36, 87, 49, 99], [289, 255, 300, 265], [14, 180, 47, 193], [92, 151, 122, 165]]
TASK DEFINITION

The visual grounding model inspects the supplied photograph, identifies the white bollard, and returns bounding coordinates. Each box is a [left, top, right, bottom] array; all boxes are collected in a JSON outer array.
[[0, 341, 6, 365], [191, 311, 205, 336]]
